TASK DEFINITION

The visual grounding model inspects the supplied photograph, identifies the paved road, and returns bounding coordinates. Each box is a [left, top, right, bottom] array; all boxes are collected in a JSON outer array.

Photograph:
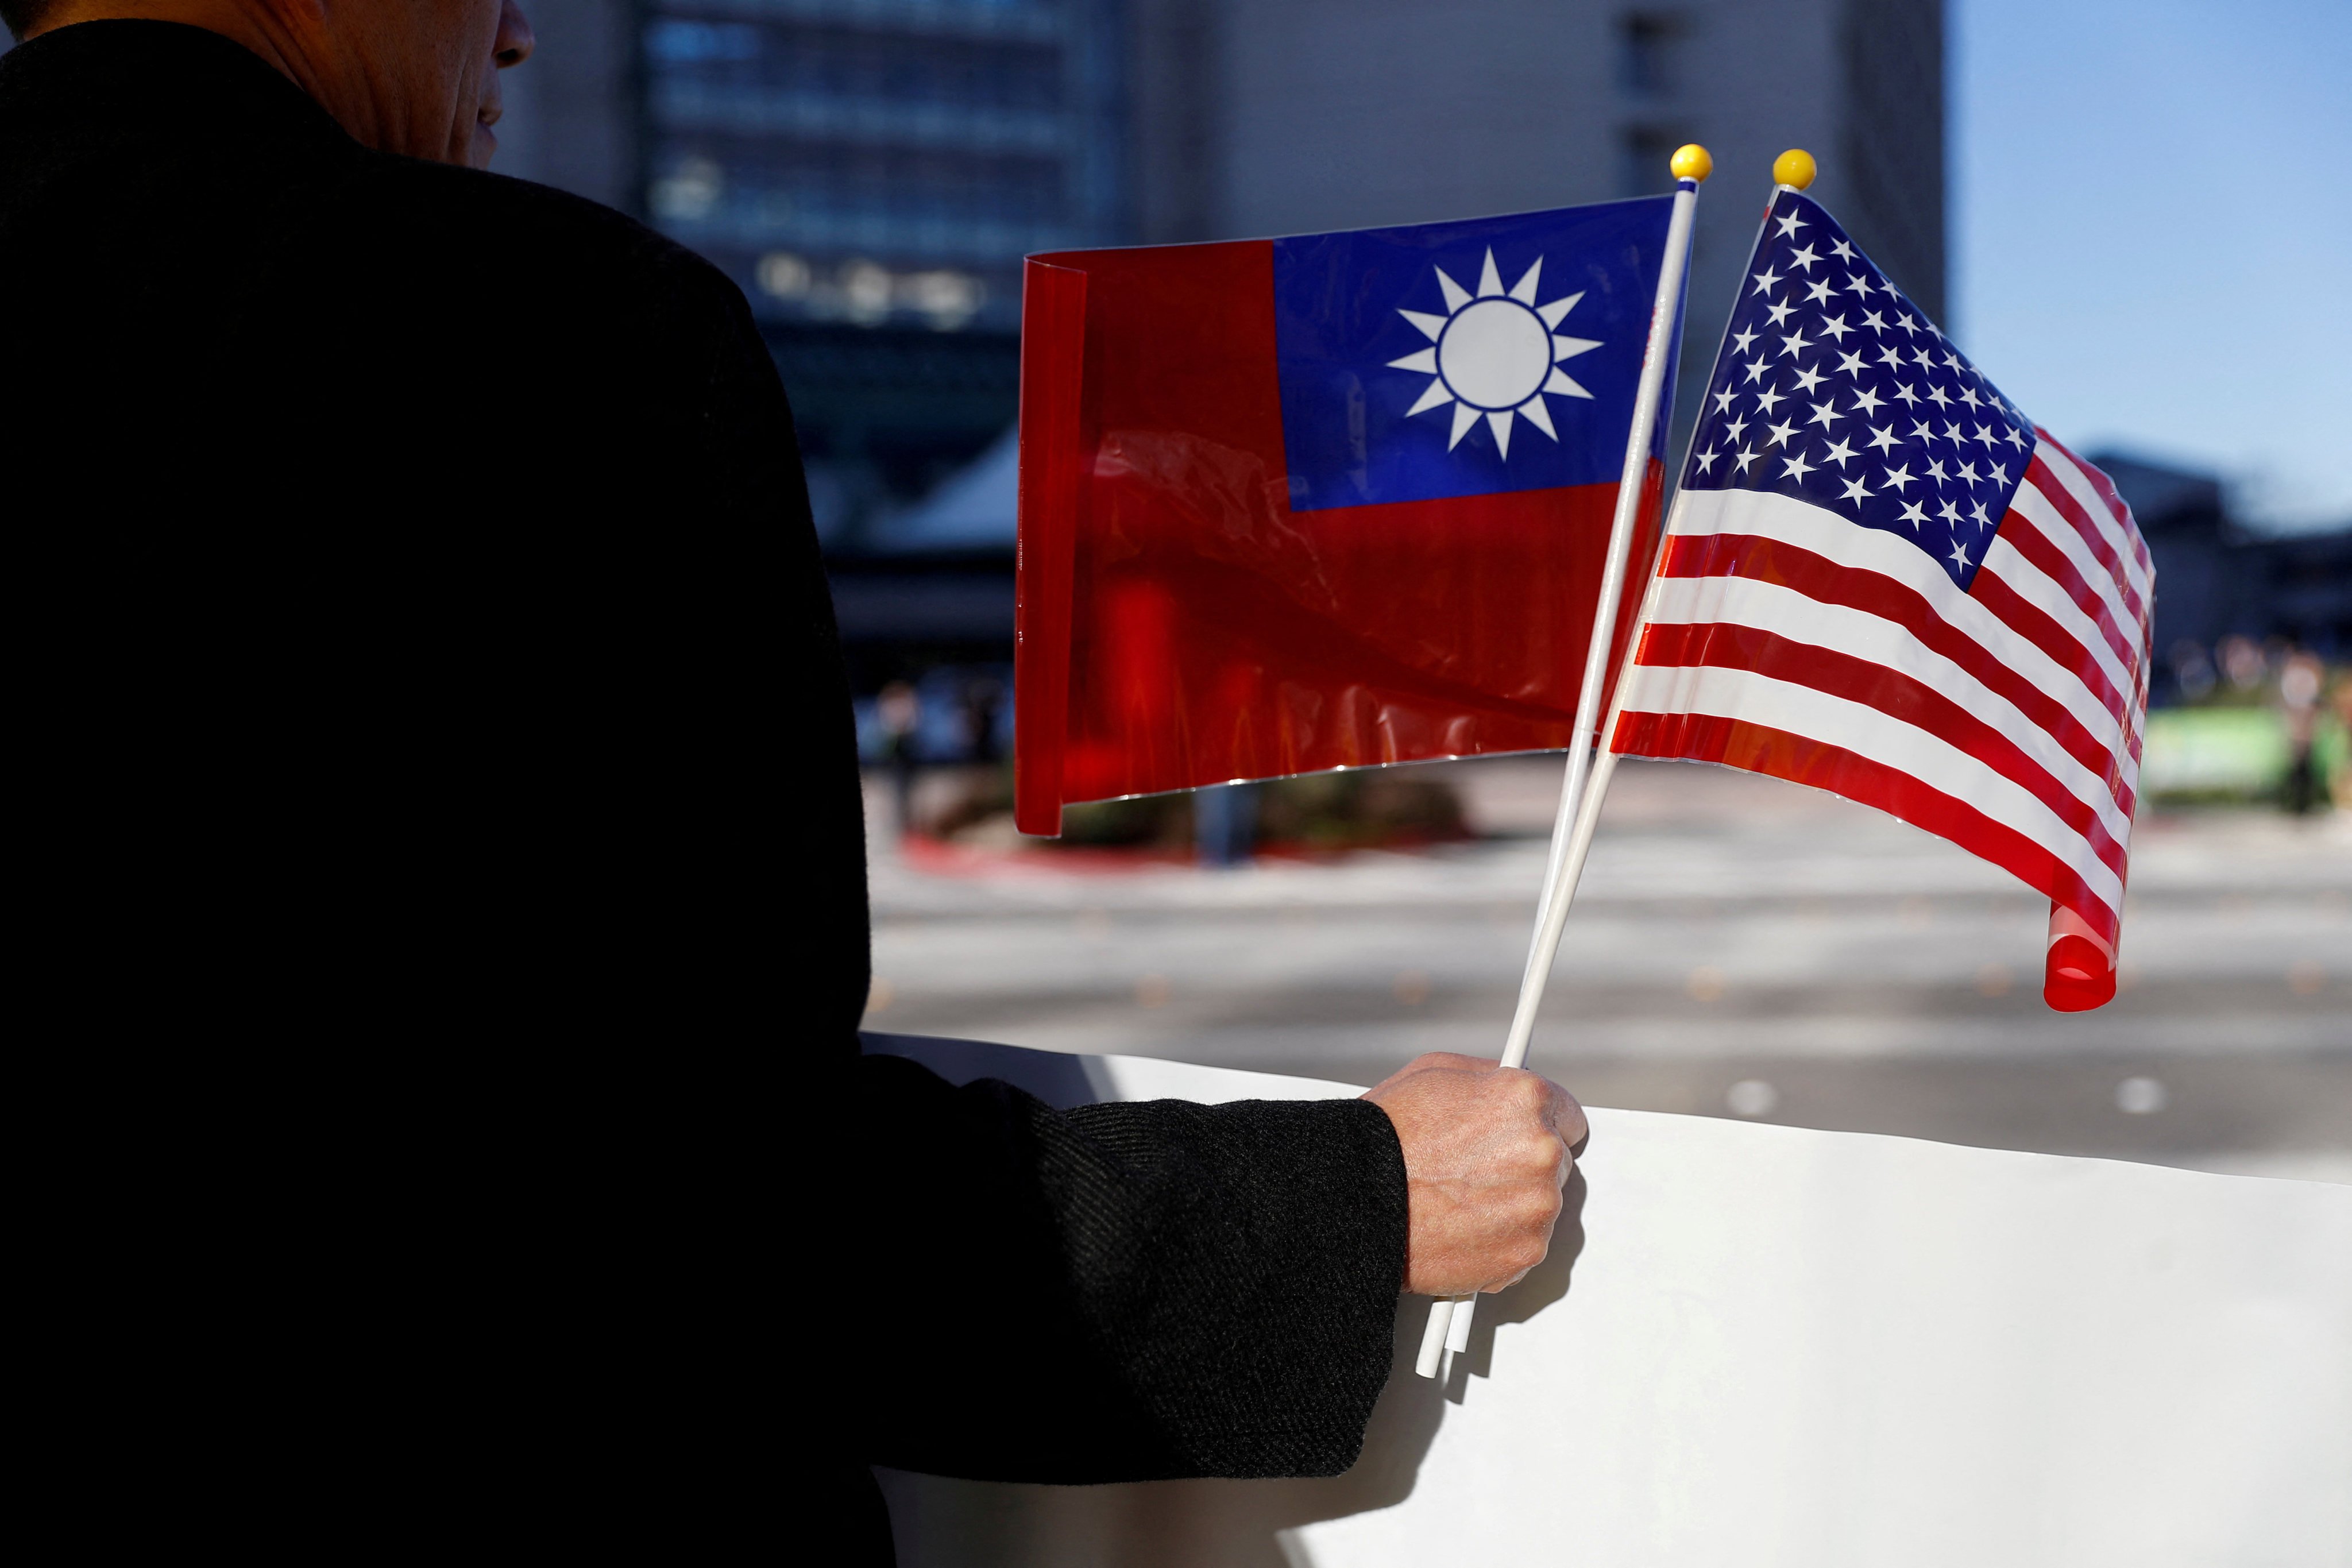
[[866, 758, 2352, 1183]]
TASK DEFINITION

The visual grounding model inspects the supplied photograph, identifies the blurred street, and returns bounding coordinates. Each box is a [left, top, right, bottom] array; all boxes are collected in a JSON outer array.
[[866, 757, 2352, 1184]]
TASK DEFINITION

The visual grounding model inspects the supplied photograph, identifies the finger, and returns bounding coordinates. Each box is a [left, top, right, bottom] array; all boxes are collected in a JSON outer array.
[[1542, 1080, 1590, 1146]]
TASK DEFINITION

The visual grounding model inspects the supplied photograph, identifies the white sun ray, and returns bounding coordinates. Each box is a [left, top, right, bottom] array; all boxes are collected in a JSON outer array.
[[1392, 249, 1604, 455]]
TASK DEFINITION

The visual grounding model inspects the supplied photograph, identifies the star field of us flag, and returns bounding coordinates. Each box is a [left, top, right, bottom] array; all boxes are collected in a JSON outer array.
[[1014, 198, 1683, 835], [1617, 190, 2152, 1010]]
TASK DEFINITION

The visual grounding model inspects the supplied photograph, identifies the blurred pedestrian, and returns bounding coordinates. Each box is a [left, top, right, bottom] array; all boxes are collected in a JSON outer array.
[[2278, 649, 2323, 814], [877, 678, 922, 834]]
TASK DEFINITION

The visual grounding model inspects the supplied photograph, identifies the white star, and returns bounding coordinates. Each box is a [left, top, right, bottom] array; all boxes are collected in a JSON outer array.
[[1910, 419, 1937, 443], [1956, 459, 1982, 485], [1741, 358, 1770, 384], [1766, 418, 1798, 446], [1959, 385, 1983, 410], [1840, 474, 1872, 503], [1711, 387, 1737, 414], [1893, 382, 1921, 407], [1938, 497, 1964, 525], [1830, 238, 1855, 261], [1836, 350, 1867, 376], [2002, 424, 2029, 450], [1820, 312, 1854, 343], [1390, 252, 1600, 451], [1778, 330, 1811, 358], [1755, 386, 1787, 414], [1884, 463, 1916, 493], [1864, 310, 1890, 334], [1782, 449, 1817, 481], [1845, 271, 1876, 297], [1896, 313, 1920, 337], [1805, 279, 1836, 304], [1911, 346, 1936, 369], [1694, 447, 1720, 474], [1949, 540, 1971, 570], [1788, 242, 1821, 272], [1970, 499, 1993, 528], [1925, 457, 1951, 484], [1876, 345, 1904, 369], [1733, 445, 1760, 472], [1926, 385, 1952, 409], [1750, 267, 1782, 296], [1942, 351, 1965, 372], [1898, 499, 1929, 530], [1989, 461, 2009, 485], [1865, 423, 1899, 454], [1809, 399, 1844, 430], [1732, 327, 1759, 353], [1792, 364, 1828, 393], [1775, 208, 1807, 238], [1723, 413, 1751, 441], [1852, 387, 1886, 416], [1824, 435, 1859, 466], [1942, 420, 1964, 443], [1765, 299, 1798, 327], [1972, 423, 1998, 448]]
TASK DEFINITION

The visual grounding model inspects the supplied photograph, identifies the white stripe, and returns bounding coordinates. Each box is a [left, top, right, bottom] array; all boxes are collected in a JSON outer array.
[[1620, 662, 2125, 914], [2033, 438, 2154, 608], [2010, 477, 2147, 655], [1646, 573, 2137, 843], [1666, 488, 2136, 764], [1978, 536, 2138, 722]]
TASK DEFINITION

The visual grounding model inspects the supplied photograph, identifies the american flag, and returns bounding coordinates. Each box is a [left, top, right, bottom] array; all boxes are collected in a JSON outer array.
[[1613, 191, 2152, 1010]]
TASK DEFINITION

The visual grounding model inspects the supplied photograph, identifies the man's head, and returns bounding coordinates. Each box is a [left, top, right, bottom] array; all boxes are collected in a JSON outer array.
[[8, 1, 535, 168]]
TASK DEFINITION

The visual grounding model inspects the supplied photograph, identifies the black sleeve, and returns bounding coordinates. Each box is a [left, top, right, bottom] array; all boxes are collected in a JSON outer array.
[[849, 1053, 1409, 1484]]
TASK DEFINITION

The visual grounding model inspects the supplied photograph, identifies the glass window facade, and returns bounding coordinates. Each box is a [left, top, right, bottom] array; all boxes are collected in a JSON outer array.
[[643, 0, 1127, 334]]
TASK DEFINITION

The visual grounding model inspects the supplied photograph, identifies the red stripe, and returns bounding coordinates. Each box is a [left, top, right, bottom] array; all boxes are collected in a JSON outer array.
[[1612, 709, 2121, 943], [2023, 457, 2149, 631], [2036, 429, 2153, 576], [1991, 503, 2143, 675], [1963, 559, 2141, 764], [1657, 533, 2139, 813], [1634, 623, 2130, 882]]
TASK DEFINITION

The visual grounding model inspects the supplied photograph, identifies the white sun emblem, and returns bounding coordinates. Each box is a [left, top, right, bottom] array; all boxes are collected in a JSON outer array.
[[1387, 249, 1601, 458]]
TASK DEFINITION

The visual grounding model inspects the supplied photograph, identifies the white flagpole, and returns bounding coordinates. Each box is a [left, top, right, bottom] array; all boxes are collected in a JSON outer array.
[[1420, 153, 1821, 1376], [1416, 146, 1711, 1377]]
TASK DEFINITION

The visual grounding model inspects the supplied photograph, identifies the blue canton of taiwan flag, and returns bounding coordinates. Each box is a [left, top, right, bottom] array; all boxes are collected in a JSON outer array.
[[1272, 199, 1678, 511]]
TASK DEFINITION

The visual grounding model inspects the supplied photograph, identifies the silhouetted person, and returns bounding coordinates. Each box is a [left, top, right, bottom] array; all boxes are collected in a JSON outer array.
[[1, 5, 1582, 1561]]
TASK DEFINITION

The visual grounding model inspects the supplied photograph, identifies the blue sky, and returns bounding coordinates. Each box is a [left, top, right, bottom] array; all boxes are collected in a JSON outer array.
[[1953, 0, 2352, 531]]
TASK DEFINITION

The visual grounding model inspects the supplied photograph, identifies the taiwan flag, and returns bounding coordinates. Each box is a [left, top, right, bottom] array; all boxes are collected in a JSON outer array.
[[1014, 199, 1686, 835]]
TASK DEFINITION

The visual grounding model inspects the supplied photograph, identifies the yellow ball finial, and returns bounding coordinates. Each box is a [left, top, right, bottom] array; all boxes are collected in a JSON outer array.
[[1773, 148, 1817, 190], [1670, 143, 1712, 183]]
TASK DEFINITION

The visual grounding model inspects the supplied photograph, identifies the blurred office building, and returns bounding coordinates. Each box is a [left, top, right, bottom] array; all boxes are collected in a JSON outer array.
[[500, 0, 1946, 701], [2094, 453, 2352, 702]]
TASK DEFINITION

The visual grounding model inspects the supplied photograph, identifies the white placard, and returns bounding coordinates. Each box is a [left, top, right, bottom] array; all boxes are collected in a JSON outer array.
[[866, 1035, 2352, 1567]]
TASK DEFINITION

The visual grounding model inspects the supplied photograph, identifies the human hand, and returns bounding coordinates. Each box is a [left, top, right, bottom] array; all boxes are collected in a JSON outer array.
[[1362, 1053, 1585, 1296]]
